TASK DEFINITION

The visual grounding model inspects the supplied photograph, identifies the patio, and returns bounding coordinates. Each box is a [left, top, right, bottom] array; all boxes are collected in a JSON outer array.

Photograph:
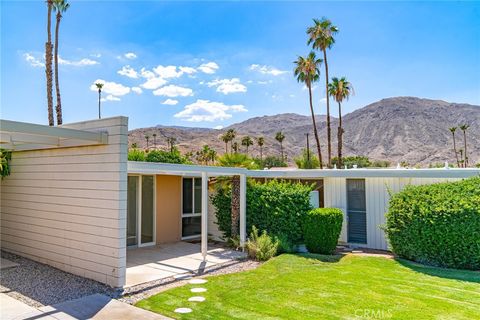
[[126, 242, 246, 287]]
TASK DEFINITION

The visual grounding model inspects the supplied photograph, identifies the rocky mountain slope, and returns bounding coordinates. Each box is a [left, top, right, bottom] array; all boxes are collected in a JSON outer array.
[[128, 97, 480, 166]]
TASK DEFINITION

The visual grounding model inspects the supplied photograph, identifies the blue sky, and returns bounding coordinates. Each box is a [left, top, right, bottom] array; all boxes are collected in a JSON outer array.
[[1, 1, 479, 129]]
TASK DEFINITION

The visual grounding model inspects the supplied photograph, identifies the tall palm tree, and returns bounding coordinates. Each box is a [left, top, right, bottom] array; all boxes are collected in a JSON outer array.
[[459, 124, 470, 167], [220, 132, 230, 153], [328, 76, 354, 168], [294, 52, 323, 168], [241, 136, 253, 155], [307, 17, 338, 167], [257, 137, 265, 160], [227, 129, 237, 153], [45, 0, 54, 126], [52, 0, 69, 126], [449, 127, 460, 167], [275, 131, 286, 161], [167, 137, 177, 153], [95, 82, 103, 119], [145, 135, 150, 149], [152, 133, 157, 148]]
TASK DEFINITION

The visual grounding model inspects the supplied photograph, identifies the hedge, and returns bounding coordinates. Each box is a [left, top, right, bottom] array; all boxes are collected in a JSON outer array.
[[303, 208, 343, 254], [384, 177, 480, 270], [211, 179, 313, 244]]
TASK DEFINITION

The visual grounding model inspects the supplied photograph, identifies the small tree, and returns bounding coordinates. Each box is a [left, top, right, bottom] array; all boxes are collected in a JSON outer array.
[[275, 131, 286, 160], [241, 136, 254, 155], [295, 148, 320, 169]]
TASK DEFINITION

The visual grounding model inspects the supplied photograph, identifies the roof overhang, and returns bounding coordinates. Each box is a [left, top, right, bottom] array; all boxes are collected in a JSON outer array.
[[0, 119, 108, 151]]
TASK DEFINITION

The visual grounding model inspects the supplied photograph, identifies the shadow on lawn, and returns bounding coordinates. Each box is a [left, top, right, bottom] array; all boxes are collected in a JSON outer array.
[[296, 253, 346, 263], [396, 258, 480, 284]]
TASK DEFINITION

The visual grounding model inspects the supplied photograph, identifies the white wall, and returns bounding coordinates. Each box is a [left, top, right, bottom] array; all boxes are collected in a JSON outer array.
[[324, 177, 459, 250], [0, 117, 128, 287]]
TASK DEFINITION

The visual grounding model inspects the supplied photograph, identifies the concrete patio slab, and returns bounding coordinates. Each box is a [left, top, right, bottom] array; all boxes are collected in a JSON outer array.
[[126, 242, 245, 287], [0, 293, 41, 320], [0, 257, 19, 270]]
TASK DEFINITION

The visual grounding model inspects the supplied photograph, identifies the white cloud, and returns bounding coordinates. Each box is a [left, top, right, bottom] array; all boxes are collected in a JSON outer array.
[[179, 66, 197, 74], [197, 62, 219, 74], [59, 56, 99, 66], [207, 78, 247, 95], [162, 98, 179, 105], [153, 65, 184, 78], [140, 67, 156, 79], [24, 53, 44, 67], [249, 64, 287, 76], [90, 53, 102, 58], [174, 99, 247, 122], [214, 125, 224, 130], [124, 52, 137, 59], [101, 95, 121, 102], [141, 77, 167, 90], [153, 85, 193, 97], [131, 87, 143, 94], [90, 79, 130, 97], [118, 65, 138, 78]]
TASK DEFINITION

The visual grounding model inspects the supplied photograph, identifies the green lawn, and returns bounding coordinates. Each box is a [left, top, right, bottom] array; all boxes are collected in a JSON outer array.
[[136, 254, 480, 319]]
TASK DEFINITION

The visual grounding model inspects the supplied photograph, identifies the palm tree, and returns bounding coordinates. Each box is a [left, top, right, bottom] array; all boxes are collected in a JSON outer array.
[[459, 124, 470, 167], [145, 135, 150, 149], [257, 137, 265, 160], [152, 133, 157, 148], [227, 129, 237, 153], [166, 137, 177, 153], [294, 52, 323, 168], [328, 76, 354, 168], [220, 132, 230, 153], [307, 17, 338, 167], [449, 127, 460, 167], [241, 136, 253, 155], [95, 82, 103, 119], [232, 141, 239, 153], [275, 131, 286, 161], [52, 0, 69, 126], [45, 0, 54, 126]]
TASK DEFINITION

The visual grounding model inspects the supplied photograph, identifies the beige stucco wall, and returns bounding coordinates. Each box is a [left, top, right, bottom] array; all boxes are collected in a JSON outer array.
[[155, 175, 181, 243], [0, 117, 128, 287]]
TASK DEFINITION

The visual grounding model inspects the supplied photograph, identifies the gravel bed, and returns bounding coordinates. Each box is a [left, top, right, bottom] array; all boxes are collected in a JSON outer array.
[[120, 259, 261, 305], [0, 251, 119, 308]]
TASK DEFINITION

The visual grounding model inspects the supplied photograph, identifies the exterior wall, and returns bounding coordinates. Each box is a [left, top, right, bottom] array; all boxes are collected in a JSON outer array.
[[0, 117, 128, 287], [324, 177, 459, 250], [155, 175, 181, 243]]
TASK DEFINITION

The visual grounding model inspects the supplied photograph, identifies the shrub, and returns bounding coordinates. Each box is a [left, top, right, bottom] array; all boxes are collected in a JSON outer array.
[[212, 179, 313, 244], [145, 148, 189, 164], [275, 233, 296, 254], [303, 208, 343, 254], [246, 226, 279, 261], [384, 177, 480, 270], [128, 149, 146, 161], [295, 148, 320, 169], [259, 156, 287, 169], [332, 156, 371, 168], [0, 148, 12, 180]]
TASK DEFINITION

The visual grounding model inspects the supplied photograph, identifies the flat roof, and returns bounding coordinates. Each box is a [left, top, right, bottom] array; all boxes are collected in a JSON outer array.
[[128, 161, 480, 179]]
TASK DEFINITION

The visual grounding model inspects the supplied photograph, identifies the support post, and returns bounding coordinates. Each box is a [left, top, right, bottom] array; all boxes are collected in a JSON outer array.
[[201, 171, 209, 261], [239, 173, 247, 248]]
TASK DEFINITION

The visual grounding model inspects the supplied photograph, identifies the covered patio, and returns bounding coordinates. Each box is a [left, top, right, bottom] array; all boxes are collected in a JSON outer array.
[[125, 241, 246, 287]]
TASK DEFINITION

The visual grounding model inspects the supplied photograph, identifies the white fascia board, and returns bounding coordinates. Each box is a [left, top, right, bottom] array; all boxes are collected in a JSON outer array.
[[127, 161, 248, 176]]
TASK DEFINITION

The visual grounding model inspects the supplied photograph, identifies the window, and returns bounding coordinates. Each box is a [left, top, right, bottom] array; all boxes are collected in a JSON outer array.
[[182, 178, 202, 238]]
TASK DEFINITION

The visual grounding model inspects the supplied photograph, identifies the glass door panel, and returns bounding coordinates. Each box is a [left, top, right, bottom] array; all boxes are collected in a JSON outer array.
[[127, 176, 138, 247], [141, 175, 155, 244]]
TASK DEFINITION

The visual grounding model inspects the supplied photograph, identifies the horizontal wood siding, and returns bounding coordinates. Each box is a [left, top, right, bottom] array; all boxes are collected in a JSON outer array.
[[0, 117, 128, 287]]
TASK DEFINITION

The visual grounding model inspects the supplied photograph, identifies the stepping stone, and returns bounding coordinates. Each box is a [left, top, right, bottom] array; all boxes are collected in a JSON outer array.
[[191, 287, 207, 293], [188, 296, 206, 302], [175, 307, 192, 314], [189, 279, 208, 284]]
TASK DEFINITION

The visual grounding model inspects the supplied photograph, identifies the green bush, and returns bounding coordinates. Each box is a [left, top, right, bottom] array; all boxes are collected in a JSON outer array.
[[303, 208, 343, 254], [145, 148, 189, 164], [128, 149, 146, 161], [212, 179, 313, 244], [295, 148, 320, 169], [384, 177, 480, 270], [275, 233, 296, 254], [246, 226, 279, 261], [0, 148, 12, 180]]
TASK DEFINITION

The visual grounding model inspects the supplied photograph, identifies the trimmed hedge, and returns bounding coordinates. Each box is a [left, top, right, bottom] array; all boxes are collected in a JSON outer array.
[[303, 208, 343, 254], [211, 179, 313, 244], [384, 177, 480, 270]]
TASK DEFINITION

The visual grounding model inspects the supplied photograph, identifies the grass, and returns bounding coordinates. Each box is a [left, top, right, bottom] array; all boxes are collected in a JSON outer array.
[[136, 254, 480, 319]]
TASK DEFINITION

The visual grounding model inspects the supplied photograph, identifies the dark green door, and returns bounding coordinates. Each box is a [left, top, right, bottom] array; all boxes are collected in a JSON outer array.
[[347, 179, 367, 244]]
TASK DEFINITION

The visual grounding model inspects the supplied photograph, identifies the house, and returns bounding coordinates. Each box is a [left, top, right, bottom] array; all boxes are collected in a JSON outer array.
[[1, 117, 479, 288]]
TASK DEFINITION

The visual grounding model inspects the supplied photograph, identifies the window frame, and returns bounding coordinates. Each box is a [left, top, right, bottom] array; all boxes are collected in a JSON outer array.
[[181, 177, 202, 239]]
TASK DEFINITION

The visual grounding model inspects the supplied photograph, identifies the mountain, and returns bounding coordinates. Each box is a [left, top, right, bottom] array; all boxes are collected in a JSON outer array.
[[128, 97, 480, 166]]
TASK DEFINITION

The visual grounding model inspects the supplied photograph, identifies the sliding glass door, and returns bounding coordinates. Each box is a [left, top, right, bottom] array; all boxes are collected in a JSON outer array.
[[127, 175, 156, 247]]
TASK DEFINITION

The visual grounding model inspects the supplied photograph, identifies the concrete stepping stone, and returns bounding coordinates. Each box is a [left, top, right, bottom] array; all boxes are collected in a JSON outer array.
[[188, 296, 206, 302], [175, 307, 192, 314], [191, 287, 207, 293], [188, 279, 208, 284]]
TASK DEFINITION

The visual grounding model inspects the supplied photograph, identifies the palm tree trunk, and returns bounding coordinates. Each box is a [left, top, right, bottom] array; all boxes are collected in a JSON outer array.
[[452, 132, 460, 167], [54, 13, 62, 125], [337, 101, 343, 168], [260, 146, 263, 160], [280, 142, 283, 160], [98, 90, 101, 119], [46, 1, 54, 126], [225, 142, 228, 154], [323, 49, 331, 167], [309, 84, 323, 169], [463, 130, 468, 167], [231, 175, 240, 237]]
